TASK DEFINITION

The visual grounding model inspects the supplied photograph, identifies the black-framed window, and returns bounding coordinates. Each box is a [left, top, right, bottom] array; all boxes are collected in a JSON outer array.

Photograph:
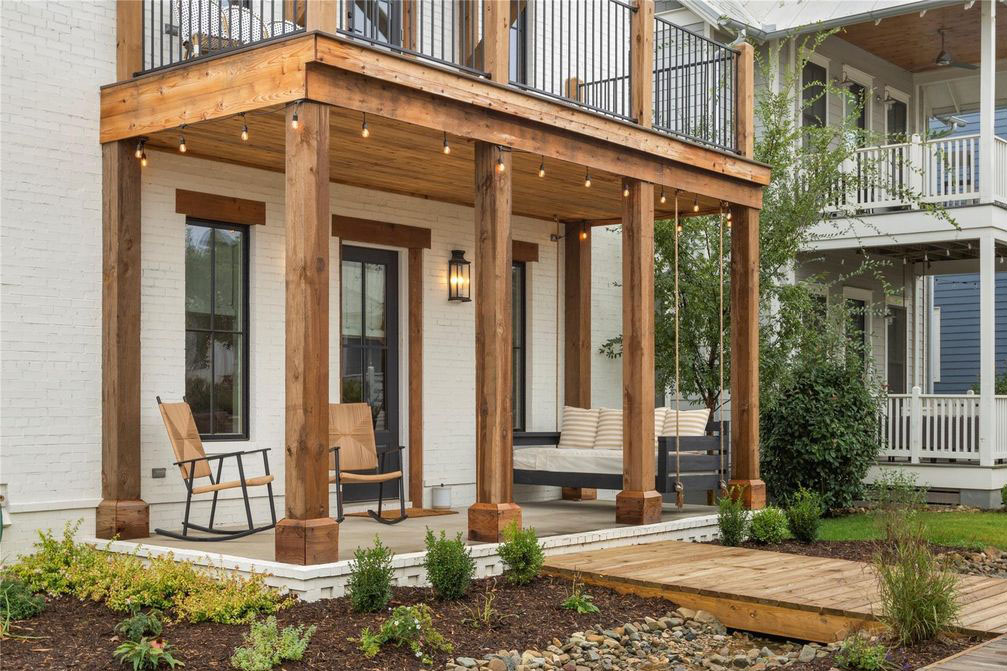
[[801, 61, 827, 129], [512, 262, 527, 431], [184, 219, 250, 440]]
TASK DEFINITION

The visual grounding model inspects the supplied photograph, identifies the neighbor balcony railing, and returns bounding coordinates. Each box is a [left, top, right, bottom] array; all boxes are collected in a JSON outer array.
[[879, 388, 998, 463]]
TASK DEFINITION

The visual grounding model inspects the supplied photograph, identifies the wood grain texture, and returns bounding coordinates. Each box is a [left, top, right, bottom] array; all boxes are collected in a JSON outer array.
[[331, 214, 431, 249], [618, 179, 658, 524], [116, 0, 142, 81], [735, 43, 755, 159], [281, 102, 333, 554], [175, 189, 266, 226], [98, 140, 148, 540], [470, 141, 519, 533], [631, 0, 655, 126], [408, 247, 424, 508], [468, 501, 522, 543], [561, 487, 598, 501], [96, 499, 149, 540], [482, 0, 510, 84], [275, 517, 339, 565], [921, 635, 1007, 671], [305, 0, 338, 33], [729, 205, 762, 508], [512, 240, 539, 263], [544, 541, 1007, 642], [564, 222, 591, 409]]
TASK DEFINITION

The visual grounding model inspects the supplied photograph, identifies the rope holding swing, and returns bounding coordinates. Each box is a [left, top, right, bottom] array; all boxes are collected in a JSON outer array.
[[673, 192, 684, 509]]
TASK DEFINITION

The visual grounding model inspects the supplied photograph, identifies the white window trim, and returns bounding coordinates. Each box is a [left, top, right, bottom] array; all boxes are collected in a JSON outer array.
[[842, 65, 873, 133], [883, 85, 912, 139], [884, 296, 908, 393], [843, 286, 874, 372], [799, 52, 831, 126]]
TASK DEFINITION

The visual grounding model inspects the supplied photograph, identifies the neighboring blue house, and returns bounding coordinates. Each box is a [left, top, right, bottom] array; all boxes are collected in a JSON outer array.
[[933, 273, 1007, 394]]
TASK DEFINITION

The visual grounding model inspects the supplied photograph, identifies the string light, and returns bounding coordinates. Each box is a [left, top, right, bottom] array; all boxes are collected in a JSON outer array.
[[135, 138, 147, 166], [291, 103, 300, 130], [361, 112, 369, 138], [240, 113, 249, 141], [579, 223, 588, 241], [622, 181, 630, 198], [537, 156, 545, 178], [584, 167, 591, 188], [660, 188, 667, 204], [442, 132, 451, 155], [692, 196, 700, 213], [134, 139, 143, 159], [496, 151, 506, 173], [178, 125, 187, 153], [140, 148, 148, 167]]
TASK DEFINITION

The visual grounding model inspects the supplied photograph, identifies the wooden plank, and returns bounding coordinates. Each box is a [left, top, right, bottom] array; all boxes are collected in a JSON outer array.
[[512, 240, 539, 263], [408, 247, 424, 508], [630, 0, 655, 126], [401, 0, 417, 51], [97, 140, 148, 541], [276, 101, 339, 565], [306, 0, 338, 33], [482, 0, 510, 84], [728, 206, 765, 508], [564, 222, 591, 409], [116, 0, 142, 81], [468, 141, 520, 543], [175, 189, 266, 226], [616, 179, 660, 525], [331, 214, 431, 249], [921, 635, 1007, 670], [735, 43, 755, 159]]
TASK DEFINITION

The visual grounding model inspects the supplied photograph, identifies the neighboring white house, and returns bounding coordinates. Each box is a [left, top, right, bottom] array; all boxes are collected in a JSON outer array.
[[666, 0, 1007, 506]]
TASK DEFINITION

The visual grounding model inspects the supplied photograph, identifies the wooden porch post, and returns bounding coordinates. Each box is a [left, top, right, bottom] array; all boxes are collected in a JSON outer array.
[[275, 101, 339, 564], [616, 179, 661, 525], [561, 222, 596, 501], [305, 0, 339, 32], [468, 141, 521, 542], [408, 247, 424, 507], [116, 0, 142, 81], [96, 140, 149, 540]]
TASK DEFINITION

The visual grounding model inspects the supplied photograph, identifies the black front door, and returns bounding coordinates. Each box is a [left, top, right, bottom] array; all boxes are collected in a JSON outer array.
[[340, 245, 400, 502]]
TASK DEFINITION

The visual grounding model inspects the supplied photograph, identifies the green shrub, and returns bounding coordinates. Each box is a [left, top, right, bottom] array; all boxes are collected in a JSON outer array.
[[356, 604, 452, 665], [422, 529, 475, 600], [1002, 483, 1007, 510], [346, 536, 395, 613], [749, 507, 788, 545], [874, 538, 960, 645], [113, 638, 184, 670], [786, 488, 824, 543], [0, 577, 45, 622], [835, 634, 891, 671], [761, 357, 884, 510], [8, 524, 290, 624], [497, 521, 544, 585], [116, 609, 164, 643], [560, 577, 599, 614], [230, 616, 315, 671], [717, 486, 749, 546]]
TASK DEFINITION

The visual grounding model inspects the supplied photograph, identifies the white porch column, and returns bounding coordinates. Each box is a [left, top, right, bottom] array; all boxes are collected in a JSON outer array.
[[979, 233, 995, 467], [979, 0, 996, 203]]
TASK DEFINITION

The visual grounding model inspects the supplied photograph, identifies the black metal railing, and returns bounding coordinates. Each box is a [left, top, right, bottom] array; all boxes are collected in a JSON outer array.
[[653, 16, 737, 152], [141, 0, 305, 74], [337, 0, 486, 76], [511, 0, 634, 121]]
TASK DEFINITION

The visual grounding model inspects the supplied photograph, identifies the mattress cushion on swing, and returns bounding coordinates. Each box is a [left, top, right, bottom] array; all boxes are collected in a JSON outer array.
[[513, 447, 624, 475]]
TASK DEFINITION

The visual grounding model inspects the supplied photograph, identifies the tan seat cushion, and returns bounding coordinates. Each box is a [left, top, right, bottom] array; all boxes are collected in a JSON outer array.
[[663, 408, 711, 437], [593, 408, 623, 451], [191, 474, 274, 495], [557, 406, 600, 450], [332, 470, 403, 484]]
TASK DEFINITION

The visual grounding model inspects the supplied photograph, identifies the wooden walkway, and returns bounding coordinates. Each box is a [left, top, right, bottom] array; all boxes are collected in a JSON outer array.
[[543, 541, 1007, 643], [922, 634, 1007, 670]]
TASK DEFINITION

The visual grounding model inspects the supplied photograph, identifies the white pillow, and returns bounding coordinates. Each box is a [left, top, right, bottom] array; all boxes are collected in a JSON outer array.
[[663, 408, 711, 437], [593, 408, 624, 451], [557, 406, 600, 450]]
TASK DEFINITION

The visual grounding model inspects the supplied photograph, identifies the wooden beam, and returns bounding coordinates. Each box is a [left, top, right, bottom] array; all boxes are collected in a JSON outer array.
[[512, 240, 539, 263], [306, 0, 339, 33], [116, 0, 143, 81], [402, 0, 417, 51], [468, 141, 521, 542], [616, 179, 661, 525], [728, 205, 765, 509], [97, 140, 149, 540], [331, 214, 431, 249], [563, 221, 595, 502], [630, 0, 655, 126], [305, 66, 765, 209], [735, 43, 755, 159], [175, 189, 266, 226], [408, 247, 424, 507], [276, 101, 339, 564], [482, 0, 511, 84]]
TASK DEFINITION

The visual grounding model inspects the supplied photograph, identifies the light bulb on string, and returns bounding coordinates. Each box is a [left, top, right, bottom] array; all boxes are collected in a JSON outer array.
[[497, 153, 506, 173], [291, 103, 299, 130], [584, 168, 591, 188], [361, 112, 369, 138], [537, 157, 545, 178], [135, 140, 143, 159], [140, 150, 148, 167], [622, 181, 630, 198], [178, 125, 187, 153], [579, 224, 588, 241], [692, 197, 700, 213], [442, 132, 451, 155], [240, 113, 249, 141], [660, 188, 666, 205]]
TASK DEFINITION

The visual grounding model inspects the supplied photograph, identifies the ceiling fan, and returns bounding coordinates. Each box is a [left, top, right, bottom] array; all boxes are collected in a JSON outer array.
[[935, 29, 979, 70]]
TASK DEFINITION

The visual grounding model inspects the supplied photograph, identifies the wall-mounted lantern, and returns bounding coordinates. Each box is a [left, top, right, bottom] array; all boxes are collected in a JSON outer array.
[[448, 249, 471, 302]]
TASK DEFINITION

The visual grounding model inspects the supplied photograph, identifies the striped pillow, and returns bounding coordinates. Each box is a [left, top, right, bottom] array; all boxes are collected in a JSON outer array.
[[663, 408, 710, 437], [654, 408, 670, 445], [557, 406, 600, 450], [593, 408, 624, 451]]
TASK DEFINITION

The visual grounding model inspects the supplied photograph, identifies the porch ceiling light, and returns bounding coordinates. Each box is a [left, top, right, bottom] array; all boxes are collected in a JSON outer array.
[[448, 250, 471, 302]]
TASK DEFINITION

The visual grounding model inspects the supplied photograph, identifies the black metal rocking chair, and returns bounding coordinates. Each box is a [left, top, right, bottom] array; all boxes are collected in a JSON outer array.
[[329, 402, 408, 525], [154, 397, 277, 541]]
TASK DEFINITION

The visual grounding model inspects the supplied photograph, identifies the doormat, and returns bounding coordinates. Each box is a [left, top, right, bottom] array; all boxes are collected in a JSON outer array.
[[345, 507, 458, 520]]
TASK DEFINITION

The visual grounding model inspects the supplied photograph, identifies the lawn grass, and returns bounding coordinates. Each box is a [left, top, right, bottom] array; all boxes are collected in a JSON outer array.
[[819, 511, 1007, 551]]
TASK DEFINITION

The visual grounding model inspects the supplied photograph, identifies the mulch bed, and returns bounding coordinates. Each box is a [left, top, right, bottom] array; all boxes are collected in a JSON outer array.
[[2, 576, 673, 671], [786, 635, 980, 671], [710, 538, 963, 563]]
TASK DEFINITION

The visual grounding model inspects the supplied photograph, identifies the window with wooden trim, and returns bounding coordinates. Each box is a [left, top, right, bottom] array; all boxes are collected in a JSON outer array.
[[184, 219, 250, 440], [512, 262, 527, 431]]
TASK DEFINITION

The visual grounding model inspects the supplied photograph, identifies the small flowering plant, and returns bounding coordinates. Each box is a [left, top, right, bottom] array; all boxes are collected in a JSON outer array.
[[113, 637, 184, 670], [355, 604, 452, 665]]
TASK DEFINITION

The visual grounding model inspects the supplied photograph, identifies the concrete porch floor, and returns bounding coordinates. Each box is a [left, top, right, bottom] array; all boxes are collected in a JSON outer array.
[[139, 499, 717, 562]]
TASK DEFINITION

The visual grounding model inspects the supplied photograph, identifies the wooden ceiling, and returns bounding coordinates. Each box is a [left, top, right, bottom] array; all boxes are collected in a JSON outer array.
[[146, 106, 725, 224], [840, 3, 1007, 73]]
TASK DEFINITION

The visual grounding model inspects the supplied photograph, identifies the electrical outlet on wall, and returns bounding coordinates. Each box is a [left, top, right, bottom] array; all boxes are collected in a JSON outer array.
[[152, 468, 166, 479]]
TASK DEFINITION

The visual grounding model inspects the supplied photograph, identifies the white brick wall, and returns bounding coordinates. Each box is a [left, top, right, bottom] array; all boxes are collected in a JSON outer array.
[[0, 1, 628, 558]]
